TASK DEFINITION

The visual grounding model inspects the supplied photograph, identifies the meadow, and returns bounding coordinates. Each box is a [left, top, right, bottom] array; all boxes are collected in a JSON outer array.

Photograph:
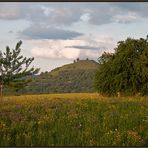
[[0, 93, 148, 146]]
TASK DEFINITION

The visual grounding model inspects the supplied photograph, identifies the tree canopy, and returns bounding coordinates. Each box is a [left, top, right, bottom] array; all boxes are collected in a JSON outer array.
[[95, 37, 148, 96], [0, 41, 40, 95]]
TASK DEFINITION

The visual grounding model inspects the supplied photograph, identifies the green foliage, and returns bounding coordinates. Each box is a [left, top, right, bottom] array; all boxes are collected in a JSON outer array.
[[0, 94, 148, 146], [95, 37, 148, 96], [0, 41, 40, 92]]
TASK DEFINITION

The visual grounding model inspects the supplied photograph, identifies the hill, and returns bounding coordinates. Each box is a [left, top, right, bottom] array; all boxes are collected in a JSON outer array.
[[18, 60, 99, 94]]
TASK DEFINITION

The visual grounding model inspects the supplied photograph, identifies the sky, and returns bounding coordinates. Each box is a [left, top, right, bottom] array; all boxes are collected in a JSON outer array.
[[0, 2, 148, 72]]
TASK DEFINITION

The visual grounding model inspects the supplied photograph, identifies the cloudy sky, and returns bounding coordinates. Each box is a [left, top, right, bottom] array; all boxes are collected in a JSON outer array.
[[0, 2, 148, 72]]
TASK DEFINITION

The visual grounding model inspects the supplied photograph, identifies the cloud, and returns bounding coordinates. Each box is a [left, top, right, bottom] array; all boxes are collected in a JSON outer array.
[[18, 25, 84, 40], [29, 35, 116, 60], [0, 3, 20, 20], [45, 8, 83, 26], [0, 3, 44, 21], [111, 2, 148, 17], [112, 12, 140, 24], [65, 45, 105, 50], [30, 41, 81, 60], [8, 30, 14, 34], [87, 3, 146, 25], [39, 3, 148, 26], [1, 2, 148, 27], [0, 3, 83, 26]]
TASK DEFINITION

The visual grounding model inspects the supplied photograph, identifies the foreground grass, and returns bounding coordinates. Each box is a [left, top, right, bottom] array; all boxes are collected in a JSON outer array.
[[0, 93, 148, 146]]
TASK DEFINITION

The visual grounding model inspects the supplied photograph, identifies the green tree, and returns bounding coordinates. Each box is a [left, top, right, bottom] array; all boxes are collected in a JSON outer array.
[[0, 41, 40, 96], [95, 37, 148, 96]]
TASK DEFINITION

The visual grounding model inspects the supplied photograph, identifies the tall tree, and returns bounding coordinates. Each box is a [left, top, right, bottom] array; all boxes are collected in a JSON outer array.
[[0, 41, 40, 96], [95, 37, 148, 96]]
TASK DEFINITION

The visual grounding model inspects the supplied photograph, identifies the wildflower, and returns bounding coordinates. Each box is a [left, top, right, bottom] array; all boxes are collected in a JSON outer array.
[[38, 121, 42, 125], [74, 123, 82, 129], [127, 130, 144, 145], [79, 123, 82, 128]]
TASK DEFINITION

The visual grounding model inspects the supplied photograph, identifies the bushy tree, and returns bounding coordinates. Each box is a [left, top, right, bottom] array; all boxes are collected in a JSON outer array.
[[95, 37, 148, 96], [0, 41, 40, 96]]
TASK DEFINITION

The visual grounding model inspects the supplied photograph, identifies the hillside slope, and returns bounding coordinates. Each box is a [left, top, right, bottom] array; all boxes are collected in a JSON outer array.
[[18, 60, 99, 94]]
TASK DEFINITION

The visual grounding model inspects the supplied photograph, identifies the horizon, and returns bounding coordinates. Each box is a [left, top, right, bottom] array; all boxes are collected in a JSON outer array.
[[0, 2, 148, 72]]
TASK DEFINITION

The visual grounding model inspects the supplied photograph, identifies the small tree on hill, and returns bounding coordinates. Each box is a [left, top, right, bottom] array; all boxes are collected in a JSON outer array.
[[95, 37, 148, 96], [77, 58, 80, 62], [0, 41, 40, 96]]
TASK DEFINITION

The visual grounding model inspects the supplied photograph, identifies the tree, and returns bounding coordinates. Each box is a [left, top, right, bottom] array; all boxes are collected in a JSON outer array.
[[97, 52, 114, 64], [95, 37, 148, 96], [0, 41, 40, 96]]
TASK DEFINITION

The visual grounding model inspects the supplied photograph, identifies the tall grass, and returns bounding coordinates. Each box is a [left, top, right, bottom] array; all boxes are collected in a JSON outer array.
[[0, 93, 147, 146]]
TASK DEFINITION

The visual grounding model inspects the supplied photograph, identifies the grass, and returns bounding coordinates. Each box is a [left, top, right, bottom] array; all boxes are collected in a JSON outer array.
[[0, 93, 148, 146]]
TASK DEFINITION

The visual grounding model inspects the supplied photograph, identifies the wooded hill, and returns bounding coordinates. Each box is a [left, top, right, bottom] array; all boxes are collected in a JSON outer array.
[[6, 60, 99, 95]]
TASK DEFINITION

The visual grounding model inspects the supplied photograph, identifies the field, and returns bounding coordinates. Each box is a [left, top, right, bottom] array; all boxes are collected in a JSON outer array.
[[0, 93, 148, 146]]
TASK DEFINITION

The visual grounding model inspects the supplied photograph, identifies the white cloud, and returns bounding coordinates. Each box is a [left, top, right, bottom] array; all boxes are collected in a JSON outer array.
[[41, 6, 54, 16], [29, 35, 116, 60], [60, 48, 80, 59], [80, 13, 90, 22]]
